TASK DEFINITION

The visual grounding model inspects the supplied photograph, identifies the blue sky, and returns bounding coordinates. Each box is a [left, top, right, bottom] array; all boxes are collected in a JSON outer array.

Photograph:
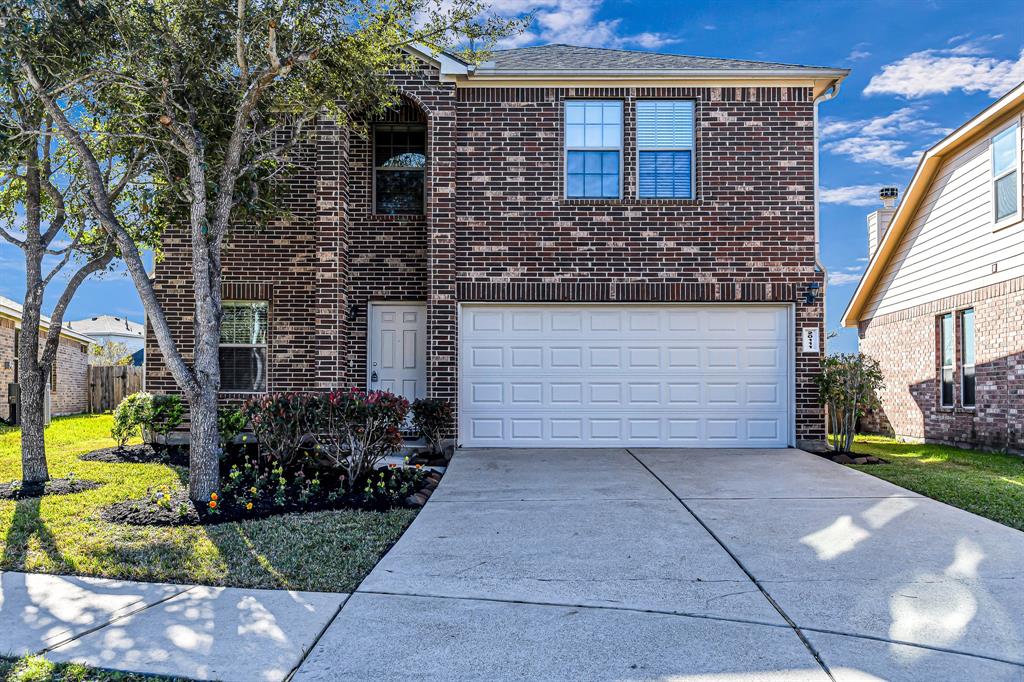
[[2, 0, 1022, 351]]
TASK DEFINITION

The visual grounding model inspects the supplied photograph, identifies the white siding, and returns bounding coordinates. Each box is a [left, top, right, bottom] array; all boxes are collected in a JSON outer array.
[[865, 109, 1024, 318]]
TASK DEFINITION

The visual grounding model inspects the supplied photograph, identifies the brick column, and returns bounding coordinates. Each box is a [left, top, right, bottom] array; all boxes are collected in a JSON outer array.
[[314, 115, 349, 390]]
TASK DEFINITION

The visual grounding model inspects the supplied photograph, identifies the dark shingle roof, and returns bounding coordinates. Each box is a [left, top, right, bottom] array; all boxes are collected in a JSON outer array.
[[482, 44, 841, 73]]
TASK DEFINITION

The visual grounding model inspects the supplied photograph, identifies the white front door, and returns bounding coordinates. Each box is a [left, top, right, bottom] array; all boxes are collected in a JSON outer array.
[[459, 304, 792, 448], [368, 303, 427, 403]]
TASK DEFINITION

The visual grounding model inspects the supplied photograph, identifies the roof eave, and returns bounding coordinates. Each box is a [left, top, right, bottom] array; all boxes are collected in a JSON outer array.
[[467, 67, 849, 79], [841, 79, 1024, 328]]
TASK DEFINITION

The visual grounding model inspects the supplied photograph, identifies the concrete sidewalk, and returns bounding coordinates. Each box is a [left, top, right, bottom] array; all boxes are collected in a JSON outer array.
[[0, 571, 345, 681]]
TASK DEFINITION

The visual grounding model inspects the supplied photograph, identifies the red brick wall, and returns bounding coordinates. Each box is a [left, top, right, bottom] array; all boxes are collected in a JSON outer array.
[[146, 67, 827, 443], [859, 275, 1024, 452], [0, 316, 89, 419]]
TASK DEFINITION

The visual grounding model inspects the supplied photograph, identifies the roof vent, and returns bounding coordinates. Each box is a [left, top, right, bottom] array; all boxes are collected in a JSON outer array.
[[880, 186, 898, 209]]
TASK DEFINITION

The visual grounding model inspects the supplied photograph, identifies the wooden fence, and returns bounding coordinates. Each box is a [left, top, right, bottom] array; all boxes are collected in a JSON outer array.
[[87, 365, 143, 413]]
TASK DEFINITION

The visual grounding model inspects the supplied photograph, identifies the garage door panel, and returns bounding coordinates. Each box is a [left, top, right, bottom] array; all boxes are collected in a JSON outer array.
[[460, 305, 791, 447]]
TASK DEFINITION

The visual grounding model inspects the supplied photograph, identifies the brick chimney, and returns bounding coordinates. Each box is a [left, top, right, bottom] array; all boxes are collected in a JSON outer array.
[[867, 187, 898, 259]]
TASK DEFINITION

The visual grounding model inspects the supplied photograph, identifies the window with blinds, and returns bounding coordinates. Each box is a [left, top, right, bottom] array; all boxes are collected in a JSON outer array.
[[637, 100, 694, 199], [220, 301, 268, 393]]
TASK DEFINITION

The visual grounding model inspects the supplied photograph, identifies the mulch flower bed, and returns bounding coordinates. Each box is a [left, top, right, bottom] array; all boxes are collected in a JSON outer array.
[[80, 444, 190, 467], [820, 452, 888, 465], [102, 467, 443, 527], [0, 478, 102, 500]]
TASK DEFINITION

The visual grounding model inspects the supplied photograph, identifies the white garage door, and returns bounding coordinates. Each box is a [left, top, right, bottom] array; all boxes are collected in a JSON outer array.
[[459, 304, 792, 447]]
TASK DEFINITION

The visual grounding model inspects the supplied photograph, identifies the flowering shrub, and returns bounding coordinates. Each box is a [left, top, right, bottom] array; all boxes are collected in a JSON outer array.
[[411, 398, 453, 456], [319, 388, 409, 488], [112, 392, 184, 447], [243, 392, 321, 466]]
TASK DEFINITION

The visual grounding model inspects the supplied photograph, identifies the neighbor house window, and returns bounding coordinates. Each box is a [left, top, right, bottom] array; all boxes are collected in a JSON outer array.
[[565, 100, 622, 199], [637, 100, 694, 199], [961, 308, 975, 408], [939, 313, 954, 407], [374, 124, 426, 215], [992, 123, 1020, 225], [220, 301, 268, 393]]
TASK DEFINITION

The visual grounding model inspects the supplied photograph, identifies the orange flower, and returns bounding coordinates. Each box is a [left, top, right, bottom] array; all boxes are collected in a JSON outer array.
[[208, 500, 217, 509], [210, 492, 219, 501], [246, 502, 253, 510]]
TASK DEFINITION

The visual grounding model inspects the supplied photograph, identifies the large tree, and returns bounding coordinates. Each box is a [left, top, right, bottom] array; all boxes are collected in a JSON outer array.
[[12, 0, 521, 501], [0, 3, 149, 485]]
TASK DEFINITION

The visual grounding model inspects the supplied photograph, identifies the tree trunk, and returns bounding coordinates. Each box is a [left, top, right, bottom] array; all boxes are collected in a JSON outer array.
[[188, 387, 220, 501], [18, 323, 49, 485]]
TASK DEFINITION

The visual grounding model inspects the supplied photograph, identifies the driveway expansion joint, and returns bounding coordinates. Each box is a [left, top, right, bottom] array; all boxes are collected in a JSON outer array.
[[625, 448, 837, 682], [352, 588, 794, 631]]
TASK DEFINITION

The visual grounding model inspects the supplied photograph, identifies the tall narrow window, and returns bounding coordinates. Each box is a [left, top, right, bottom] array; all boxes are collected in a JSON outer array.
[[637, 100, 694, 199], [220, 301, 268, 393], [565, 100, 622, 199], [374, 124, 426, 215], [940, 313, 954, 407], [992, 123, 1019, 225], [961, 308, 975, 408]]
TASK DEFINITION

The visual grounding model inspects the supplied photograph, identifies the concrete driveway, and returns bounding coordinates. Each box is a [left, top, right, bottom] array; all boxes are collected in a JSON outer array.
[[295, 448, 1024, 681]]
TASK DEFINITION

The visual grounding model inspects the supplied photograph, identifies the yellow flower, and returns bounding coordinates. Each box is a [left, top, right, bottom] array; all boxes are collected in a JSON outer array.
[[210, 492, 219, 501], [246, 502, 253, 510], [249, 487, 257, 494]]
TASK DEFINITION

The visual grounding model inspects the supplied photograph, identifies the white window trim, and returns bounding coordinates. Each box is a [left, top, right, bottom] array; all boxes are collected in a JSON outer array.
[[636, 100, 696, 200], [960, 308, 976, 409], [220, 300, 269, 394], [991, 120, 1022, 231], [939, 313, 954, 408], [564, 100, 623, 200]]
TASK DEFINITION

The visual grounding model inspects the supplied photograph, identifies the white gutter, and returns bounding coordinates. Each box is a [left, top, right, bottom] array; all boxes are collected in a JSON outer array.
[[813, 79, 841, 349]]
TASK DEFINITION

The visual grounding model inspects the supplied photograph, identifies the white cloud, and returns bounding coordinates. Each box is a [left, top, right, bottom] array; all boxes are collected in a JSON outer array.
[[828, 270, 864, 286], [865, 43, 1024, 98], [821, 185, 889, 207], [494, 0, 678, 49], [822, 106, 950, 169], [846, 49, 871, 61]]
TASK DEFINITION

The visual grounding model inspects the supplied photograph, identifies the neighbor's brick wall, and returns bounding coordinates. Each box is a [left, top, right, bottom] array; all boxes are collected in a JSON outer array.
[[859, 275, 1024, 452], [146, 67, 827, 443], [0, 316, 89, 419], [52, 336, 89, 416]]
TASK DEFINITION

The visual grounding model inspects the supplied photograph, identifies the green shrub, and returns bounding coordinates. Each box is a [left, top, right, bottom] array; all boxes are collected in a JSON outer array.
[[411, 397, 453, 455], [217, 406, 248, 447], [111, 392, 184, 448], [816, 353, 885, 453]]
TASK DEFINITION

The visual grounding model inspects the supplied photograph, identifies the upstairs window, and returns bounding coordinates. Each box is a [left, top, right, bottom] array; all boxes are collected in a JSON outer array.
[[637, 100, 694, 199], [375, 124, 426, 215], [961, 308, 975, 408], [939, 313, 954, 407], [220, 301, 268, 393], [992, 122, 1020, 225], [565, 100, 622, 199]]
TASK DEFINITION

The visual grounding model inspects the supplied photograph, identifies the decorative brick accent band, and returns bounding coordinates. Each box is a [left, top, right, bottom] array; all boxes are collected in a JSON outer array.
[[860, 275, 1024, 332], [457, 281, 800, 303]]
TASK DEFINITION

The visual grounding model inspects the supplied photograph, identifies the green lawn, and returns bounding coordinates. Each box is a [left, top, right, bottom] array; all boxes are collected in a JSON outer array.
[[846, 434, 1024, 531], [0, 655, 184, 682], [0, 414, 415, 591]]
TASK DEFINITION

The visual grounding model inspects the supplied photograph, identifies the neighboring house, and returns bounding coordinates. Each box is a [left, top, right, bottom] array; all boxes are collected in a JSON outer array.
[[0, 295, 95, 421], [67, 315, 145, 359], [146, 44, 848, 450], [843, 81, 1024, 452]]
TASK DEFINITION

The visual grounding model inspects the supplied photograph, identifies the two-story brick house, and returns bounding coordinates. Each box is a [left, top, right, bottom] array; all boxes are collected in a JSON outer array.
[[844, 81, 1024, 452], [145, 44, 847, 450]]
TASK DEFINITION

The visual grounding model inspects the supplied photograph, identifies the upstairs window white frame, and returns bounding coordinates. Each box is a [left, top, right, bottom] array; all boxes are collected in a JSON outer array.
[[564, 100, 622, 199], [992, 121, 1021, 229], [636, 100, 695, 199]]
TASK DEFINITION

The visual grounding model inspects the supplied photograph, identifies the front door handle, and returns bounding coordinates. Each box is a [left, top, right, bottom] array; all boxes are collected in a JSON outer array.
[[371, 371, 378, 382]]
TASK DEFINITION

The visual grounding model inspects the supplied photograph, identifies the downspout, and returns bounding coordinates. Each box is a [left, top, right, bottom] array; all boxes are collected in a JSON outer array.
[[813, 79, 841, 346]]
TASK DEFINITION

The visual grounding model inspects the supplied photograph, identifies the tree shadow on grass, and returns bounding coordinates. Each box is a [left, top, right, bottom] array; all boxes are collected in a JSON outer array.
[[1, 496, 67, 572]]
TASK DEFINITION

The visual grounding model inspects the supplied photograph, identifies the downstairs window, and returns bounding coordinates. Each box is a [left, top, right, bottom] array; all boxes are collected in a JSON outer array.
[[220, 301, 268, 393]]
